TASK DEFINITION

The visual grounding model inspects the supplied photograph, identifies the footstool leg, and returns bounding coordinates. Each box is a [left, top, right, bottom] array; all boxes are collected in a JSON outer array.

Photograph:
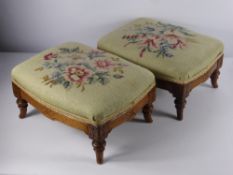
[[174, 95, 186, 121], [16, 98, 28, 119], [210, 69, 220, 88], [142, 87, 155, 123], [92, 139, 106, 164], [210, 56, 223, 88], [142, 103, 153, 123], [12, 83, 28, 119], [172, 85, 190, 121], [88, 126, 109, 164]]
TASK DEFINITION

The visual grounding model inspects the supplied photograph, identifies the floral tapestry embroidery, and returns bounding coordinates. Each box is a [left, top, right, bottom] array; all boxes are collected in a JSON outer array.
[[122, 21, 194, 58], [35, 47, 128, 91]]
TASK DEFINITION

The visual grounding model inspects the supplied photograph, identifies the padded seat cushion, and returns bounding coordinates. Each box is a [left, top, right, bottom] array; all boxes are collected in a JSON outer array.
[[12, 42, 155, 125], [98, 18, 224, 84]]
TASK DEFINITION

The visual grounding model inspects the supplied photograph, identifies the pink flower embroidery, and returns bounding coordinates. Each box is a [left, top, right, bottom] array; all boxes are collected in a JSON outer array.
[[122, 22, 193, 58], [163, 34, 186, 49], [66, 66, 91, 83], [44, 53, 58, 60], [36, 47, 128, 91], [95, 60, 113, 69]]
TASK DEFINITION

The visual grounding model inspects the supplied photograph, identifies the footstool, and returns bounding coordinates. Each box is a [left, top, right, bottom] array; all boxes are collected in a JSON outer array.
[[98, 18, 224, 120], [11, 42, 156, 164]]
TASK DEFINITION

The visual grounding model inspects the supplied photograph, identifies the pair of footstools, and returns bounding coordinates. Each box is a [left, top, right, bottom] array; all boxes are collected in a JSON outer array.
[[12, 18, 224, 164]]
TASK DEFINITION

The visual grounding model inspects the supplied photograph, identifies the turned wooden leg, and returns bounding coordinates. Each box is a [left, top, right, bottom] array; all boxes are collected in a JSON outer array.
[[92, 139, 106, 164], [211, 56, 223, 88], [12, 82, 28, 119], [142, 103, 153, 123], [88, 126, 109, 164], [142, 87, 156, 123], [210, 69, 220, 88], [174, 96, 186, 121], [172, 85, 190, 121], [16, 98, 28, 119]]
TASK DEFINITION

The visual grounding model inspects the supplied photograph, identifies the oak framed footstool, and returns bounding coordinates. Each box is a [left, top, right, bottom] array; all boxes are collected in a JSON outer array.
[[11, 42, 156, 164], [98, 18, 224, 120]]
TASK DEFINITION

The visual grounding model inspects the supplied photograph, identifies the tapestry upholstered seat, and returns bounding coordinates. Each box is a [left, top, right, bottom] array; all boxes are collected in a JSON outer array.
[[11, 42, 156, 164], [98, 18, 224, 120]]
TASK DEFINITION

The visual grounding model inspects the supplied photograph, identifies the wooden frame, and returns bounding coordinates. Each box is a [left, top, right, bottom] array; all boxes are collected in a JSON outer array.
[[12, 82, 156, 164], [157, 55, 223, 120]]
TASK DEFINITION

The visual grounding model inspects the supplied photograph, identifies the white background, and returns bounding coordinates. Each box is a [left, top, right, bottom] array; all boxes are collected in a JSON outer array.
[[0, 1, 233, 174], [0, 0, 233, 56]]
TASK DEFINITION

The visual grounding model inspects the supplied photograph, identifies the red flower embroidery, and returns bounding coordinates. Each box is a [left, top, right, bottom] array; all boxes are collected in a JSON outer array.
[[164, 34, 186, 49], [66, 66, 91, 83], [44, 53, 57, 60], [95, 60, 113, 69], [140, 48, 146, 58], [122, 22, 193, 58], [37, 47, 128, 91]]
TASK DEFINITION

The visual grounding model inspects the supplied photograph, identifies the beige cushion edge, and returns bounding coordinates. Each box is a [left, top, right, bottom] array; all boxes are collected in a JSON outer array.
[[12, 79, 94, 125], [12, 79, 155, 126], [97, 81, 155, 125], [157, 53, 223, 84], [98, 46, 223, 84]]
